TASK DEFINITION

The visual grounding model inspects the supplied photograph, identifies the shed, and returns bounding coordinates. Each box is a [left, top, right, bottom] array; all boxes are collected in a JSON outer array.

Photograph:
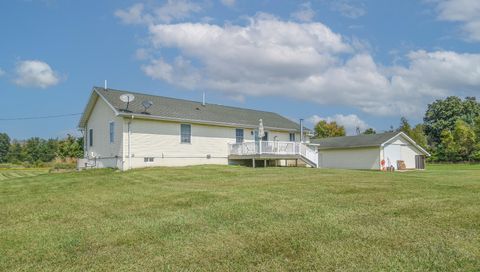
[[310, 132, 430, 170]]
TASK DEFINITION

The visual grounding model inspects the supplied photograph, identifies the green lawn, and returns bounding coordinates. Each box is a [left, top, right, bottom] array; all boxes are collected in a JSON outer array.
[[0, 165, 479, 271]]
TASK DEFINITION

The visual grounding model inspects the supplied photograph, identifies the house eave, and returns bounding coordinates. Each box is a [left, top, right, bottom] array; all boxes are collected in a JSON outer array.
[[117, 112, 302, 132]]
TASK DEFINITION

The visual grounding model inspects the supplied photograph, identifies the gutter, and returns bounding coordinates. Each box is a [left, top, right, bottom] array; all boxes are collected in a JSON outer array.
[[116, 112, 305, 133]]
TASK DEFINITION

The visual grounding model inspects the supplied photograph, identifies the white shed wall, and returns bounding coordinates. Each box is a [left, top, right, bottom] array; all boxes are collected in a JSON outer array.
[[318, 147, 381, 170], [381, 136, 425, 169]]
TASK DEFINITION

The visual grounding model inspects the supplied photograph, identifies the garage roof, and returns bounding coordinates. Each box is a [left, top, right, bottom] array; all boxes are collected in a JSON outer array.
[[311, 132, 430, 155], [311, 132, 398, 149]]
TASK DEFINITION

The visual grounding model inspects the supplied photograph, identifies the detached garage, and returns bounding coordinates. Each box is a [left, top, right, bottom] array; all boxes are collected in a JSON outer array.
[[311, 132, 430, 170]]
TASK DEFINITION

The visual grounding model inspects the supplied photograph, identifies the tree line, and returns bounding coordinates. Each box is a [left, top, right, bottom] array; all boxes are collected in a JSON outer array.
[[313, 96, 480, 162], [0, 134, 83, 165]]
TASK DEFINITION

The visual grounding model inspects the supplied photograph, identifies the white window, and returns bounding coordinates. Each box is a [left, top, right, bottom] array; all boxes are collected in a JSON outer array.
[[109, 122, 115, 143], [289, 133, 295, 142], [144, 157, 154, 162], [181, 124, 191, 143], [89, 129, 93, 147]]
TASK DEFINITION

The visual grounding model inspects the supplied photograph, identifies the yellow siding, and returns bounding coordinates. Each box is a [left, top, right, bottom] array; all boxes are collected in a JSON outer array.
[[122, 118, 294, 169], [85, 97, 123, 168]]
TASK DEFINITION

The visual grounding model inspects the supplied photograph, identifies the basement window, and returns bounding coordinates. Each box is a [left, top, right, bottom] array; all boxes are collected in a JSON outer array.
[[144, 157, 154, 162]]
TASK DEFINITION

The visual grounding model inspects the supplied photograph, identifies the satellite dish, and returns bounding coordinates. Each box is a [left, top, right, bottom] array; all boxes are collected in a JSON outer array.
[[141, 100, 153, 114], [120, 94, 135, 103], [119, 94, 135, 112]]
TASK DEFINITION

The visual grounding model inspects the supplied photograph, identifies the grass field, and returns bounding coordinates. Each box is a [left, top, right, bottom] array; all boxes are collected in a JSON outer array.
[[1, 165, 479, 271]]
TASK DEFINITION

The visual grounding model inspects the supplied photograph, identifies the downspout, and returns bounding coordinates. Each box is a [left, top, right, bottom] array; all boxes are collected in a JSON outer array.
[[300, 119, 304, 143], [84, 126, 88, 158], [127, 115, 134, 170]]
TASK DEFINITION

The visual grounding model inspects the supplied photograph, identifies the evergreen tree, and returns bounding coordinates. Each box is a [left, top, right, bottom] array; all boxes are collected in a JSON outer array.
[[0, 133, 10, 163]]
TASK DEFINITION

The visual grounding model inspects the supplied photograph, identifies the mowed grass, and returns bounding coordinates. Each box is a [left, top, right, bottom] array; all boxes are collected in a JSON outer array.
[[0, 168, 49, 181], [0, 165, 479, 271]]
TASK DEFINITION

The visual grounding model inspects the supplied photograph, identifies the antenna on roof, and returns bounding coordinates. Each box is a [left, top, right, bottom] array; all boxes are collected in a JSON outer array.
[[104, 80, 108, 90], [119, 94, 135, 112], [202, 92, 206, 106], [141, 100, 153, 114]]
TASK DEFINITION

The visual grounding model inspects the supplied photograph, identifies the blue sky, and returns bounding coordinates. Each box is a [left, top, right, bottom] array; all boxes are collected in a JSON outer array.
[[1, 0, 479, 139]]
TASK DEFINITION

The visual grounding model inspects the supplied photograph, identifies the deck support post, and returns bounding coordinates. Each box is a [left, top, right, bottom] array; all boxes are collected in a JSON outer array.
[[295, 159, 298, 167], [264, 159, 267, 168], [252, 158, 255, 168]]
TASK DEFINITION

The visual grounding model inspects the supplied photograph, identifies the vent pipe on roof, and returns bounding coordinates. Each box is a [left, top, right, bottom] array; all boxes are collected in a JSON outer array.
[[104, 80, 108, 90], [202, 92, 206, 106]]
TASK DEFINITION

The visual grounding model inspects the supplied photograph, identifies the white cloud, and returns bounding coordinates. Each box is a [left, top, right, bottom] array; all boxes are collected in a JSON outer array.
[[331, 0, 366, 19], [434, 0, 480, 41], [291, 2, 315, 22], [220, 0, 235, 7], [115, 0, 202, 25], [0, 68, 5, 77], [308, 114, 369, 135], [14, 60, 60, 88], [115, 3, 148, 25], [127, 13, 480, 118]]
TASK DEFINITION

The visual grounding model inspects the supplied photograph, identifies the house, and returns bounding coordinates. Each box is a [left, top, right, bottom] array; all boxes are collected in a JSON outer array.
[[311, 132, 430, 170], [77, 87, 318, 170]]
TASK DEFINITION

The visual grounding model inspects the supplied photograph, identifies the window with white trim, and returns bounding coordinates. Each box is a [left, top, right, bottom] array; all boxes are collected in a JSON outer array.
[[144, 157, 154, 162], [89, 129, 93, 147], [236, 128, 244, 143], [289, 133, 295, 142], [181, 124, 191, 143], [109, 122, 115, 143]]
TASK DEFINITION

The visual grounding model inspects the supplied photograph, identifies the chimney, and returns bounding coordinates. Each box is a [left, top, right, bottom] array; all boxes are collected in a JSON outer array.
[[202, 92, 206, 106]]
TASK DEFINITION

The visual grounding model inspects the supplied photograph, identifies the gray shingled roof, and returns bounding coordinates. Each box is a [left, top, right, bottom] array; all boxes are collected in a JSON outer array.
[[311, 132, 399, 149], [83, 87, 303, 131]]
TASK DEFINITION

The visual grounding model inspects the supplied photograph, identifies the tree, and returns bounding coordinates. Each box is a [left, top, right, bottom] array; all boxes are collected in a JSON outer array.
[[314, 120, 346, 138], [397, 117, 412, 135], [6, 140, 26, 163], [363, 128, 376, 135], [410, 124, 428, 149], [0, 133, 10, 163], [24, 137, 59, 163], [58, 135, 83, 159], [424, 96, 480, 145], [436, 129, 459, 162], [452, 120, 476, 161]]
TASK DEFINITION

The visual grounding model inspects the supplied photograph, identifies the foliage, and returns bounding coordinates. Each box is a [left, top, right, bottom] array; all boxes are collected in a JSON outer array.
[[424, 96, 480, 145], [395, 117, 428, 149], [363, 128, 376, 134], [57, 134, 84, 159], [314, 120, 346, 138], [0, 133, 10, 163], [0, 133, 84, 165]]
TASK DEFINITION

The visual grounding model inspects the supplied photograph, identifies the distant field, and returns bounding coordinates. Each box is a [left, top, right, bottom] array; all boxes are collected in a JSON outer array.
[[0, 165, 479, 271]]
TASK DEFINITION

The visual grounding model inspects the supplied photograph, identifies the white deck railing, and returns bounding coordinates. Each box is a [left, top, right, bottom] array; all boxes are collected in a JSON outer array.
[[228, 141, 318, 167]]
